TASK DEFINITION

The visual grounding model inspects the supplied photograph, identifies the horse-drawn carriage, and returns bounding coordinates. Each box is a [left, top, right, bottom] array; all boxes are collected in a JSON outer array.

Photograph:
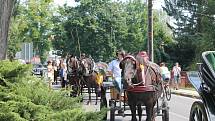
[[101, 52, 170, 121], [66, 55, 109, 105], [66, 52, 170, 121], [188, 51, 215, 121]]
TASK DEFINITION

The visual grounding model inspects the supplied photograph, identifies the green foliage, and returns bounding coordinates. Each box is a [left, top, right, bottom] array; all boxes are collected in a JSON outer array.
[[51, 0, 173, 62], [0, 60, 105, 120], [8, 0, 55, 63], [163, 0, 215, 70]]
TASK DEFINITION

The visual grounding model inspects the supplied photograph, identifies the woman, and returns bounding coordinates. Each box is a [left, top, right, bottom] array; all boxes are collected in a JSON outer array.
[[47, 61, 54, 89], [59, 59, 67, 88]]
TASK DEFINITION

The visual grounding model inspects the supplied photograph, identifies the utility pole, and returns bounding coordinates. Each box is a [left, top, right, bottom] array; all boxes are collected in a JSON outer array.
[[148, 0, 153, 62]]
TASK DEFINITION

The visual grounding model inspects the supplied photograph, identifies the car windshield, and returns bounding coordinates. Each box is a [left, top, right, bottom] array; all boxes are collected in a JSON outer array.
[[34, 64, 43, 68]]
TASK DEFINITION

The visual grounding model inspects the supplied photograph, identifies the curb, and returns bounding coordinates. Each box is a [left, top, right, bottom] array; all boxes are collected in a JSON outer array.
[[171, 90, 200, 99]]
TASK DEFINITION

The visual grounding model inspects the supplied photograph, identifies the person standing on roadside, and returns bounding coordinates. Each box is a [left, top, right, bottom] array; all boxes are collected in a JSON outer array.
[[52, 61, 58, 85], [47, 61, 54, 89], [59, 59, 67, 88], [172, 62, 181, 90]]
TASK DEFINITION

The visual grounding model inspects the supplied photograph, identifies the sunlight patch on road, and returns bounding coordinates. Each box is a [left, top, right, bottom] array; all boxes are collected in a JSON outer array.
[[170, 111, 189, 120]]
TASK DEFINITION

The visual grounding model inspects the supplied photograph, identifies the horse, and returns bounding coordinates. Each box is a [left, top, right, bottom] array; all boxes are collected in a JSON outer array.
[[79, 57, 101, 105], [119, 53, 163, 121], [66, 55, 81, 97]]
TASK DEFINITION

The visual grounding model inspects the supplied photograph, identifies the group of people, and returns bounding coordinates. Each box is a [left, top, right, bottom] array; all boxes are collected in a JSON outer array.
[[160, 62, 181, 90], [47, 58, 67, 89], [46, 53, 91, 89], [47, 50, 181, 95], [107, 49, 182, 101]]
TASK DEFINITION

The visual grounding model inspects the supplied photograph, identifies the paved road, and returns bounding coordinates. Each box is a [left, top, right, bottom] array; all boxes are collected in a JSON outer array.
[[163, 95, 199, 121], [51, 82, 199, 121], [81, 90, 199, 121]]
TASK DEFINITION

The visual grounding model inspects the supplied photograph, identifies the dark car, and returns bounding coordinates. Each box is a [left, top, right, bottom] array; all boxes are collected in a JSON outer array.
[[32, 64, 47, 76]]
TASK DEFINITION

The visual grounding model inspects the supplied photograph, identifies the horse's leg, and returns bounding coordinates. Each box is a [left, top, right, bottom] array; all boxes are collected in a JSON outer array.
[[137, 104, 142, 121], [77, 78, 81, 96], [87, 86, 91, 105], [145, 103, 155, 121], [95, 86, 98, 105], [81, 77, 85, 95], [80, 81, 83, 95], [129, 104, 137, 121]]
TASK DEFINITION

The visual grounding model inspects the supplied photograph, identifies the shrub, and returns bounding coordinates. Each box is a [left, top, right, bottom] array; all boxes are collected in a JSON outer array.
[[0, 60, 105, 121]]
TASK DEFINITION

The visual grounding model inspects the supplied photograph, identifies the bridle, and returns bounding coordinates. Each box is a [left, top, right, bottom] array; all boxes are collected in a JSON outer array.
[[67, 57, 79, 75], [121, 56, 159, 88], [80, 58, 94, 76]]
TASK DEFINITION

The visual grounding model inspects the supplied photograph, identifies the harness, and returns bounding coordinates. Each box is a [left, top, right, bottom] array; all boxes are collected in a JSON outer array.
[[81, 58, 95, 76], [67, 58, 79, 77], [123, 59, 161, 92]]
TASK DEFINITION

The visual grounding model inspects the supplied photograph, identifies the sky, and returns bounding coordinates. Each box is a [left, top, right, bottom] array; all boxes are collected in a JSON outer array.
[[53, 0, 165, 10]]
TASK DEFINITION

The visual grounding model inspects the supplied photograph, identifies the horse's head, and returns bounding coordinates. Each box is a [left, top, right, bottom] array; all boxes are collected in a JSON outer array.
[[80, 58, 94, 76], [120, 55, 138, 87], [136, 51, 149, 65], [67, 56, 80, 75]]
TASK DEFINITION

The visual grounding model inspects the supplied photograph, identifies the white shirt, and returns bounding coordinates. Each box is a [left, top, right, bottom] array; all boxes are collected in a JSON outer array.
[[160, 66, 170, 79], [160, 66, 169, 75], [172, 66, 181, 76], [107, 59, 121, 78]]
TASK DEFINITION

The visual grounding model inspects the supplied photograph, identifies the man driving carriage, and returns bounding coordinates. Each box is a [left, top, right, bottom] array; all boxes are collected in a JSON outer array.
[[107, 49, 125, 100]]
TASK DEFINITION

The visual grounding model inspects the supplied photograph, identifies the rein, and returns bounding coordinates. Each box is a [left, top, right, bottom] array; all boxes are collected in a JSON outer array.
[[130, 66, 149, 86], [129, 63, 159, 87]]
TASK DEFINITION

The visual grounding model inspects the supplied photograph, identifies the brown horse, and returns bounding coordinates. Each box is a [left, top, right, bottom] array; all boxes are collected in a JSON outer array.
[[79, 57, 101, 105], [120, 53, 163, 121], [66, 55, 81, 97]]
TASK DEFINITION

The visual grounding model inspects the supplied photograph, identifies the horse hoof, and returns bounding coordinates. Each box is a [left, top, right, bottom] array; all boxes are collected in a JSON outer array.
[[118, 109, 124, 115], [131, 118, 137, 121], [70, 93, 76, 97], [80, 98, 83, 102], [87, 101, 91, 105]]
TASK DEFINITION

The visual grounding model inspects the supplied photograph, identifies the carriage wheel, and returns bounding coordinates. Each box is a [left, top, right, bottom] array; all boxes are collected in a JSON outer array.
[[110, 100, 115, 121], [162, 101, 169, 121], [165, 86, 171, 101], [189, 101, 208, 121]]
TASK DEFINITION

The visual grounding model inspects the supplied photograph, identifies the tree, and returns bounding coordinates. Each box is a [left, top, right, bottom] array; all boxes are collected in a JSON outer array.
[[0, 0, 15, 60], [51, 0, 173, 62], [8, 0, 54, 63], [163, 0, 215, 70]]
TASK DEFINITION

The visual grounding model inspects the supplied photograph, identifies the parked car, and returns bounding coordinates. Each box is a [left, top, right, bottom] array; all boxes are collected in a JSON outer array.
[[32, 64, 47, 76]]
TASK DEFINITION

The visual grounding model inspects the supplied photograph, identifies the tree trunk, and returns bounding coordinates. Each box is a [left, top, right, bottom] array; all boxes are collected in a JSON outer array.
[[0, 0, 14, 60]]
